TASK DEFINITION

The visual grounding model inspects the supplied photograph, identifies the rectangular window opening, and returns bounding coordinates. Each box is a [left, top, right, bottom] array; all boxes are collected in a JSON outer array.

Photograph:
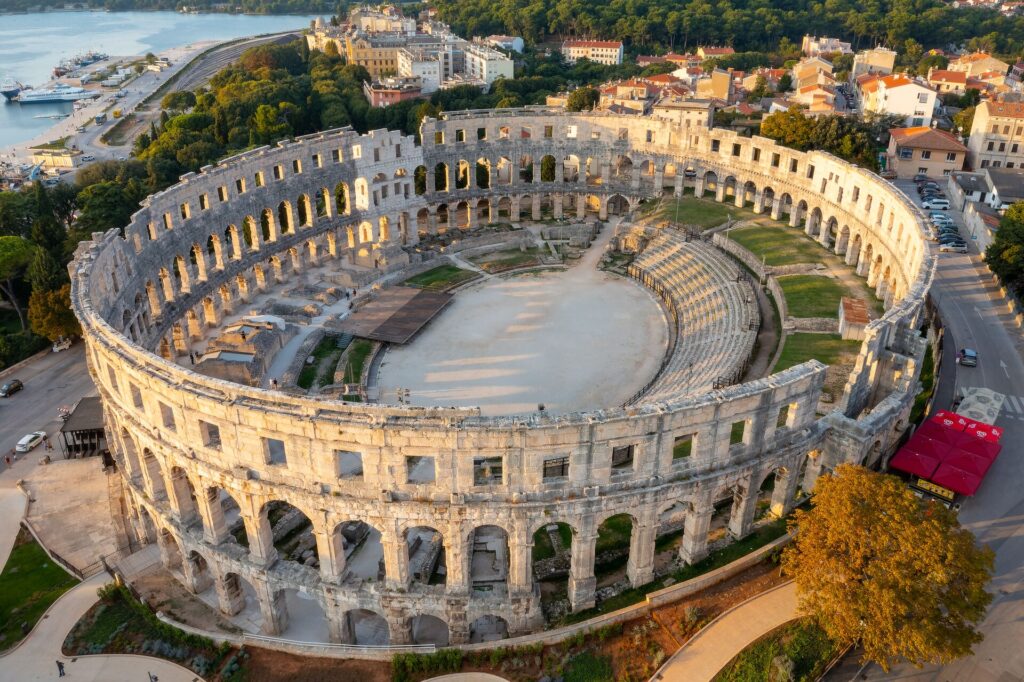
[[199, 420, 221, 450], [473, 456, 503, 486], [264, 437, 287, 466], [543, 456, 569, 480], [406, 456, 435, 483], [673, 434, 694, 460], [159, 402, 176, 431], [730, 420, 747, 445], [611, 444, 635, 471], [336, 450, 363, 479], [130, 384, 143, 409]]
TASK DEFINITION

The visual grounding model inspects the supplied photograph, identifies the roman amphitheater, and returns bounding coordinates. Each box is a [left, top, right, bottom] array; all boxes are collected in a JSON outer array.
[[70, 107, 934, 649]]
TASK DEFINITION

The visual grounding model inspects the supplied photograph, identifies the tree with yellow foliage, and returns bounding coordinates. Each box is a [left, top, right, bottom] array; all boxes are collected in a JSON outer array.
[[782, 464, 994, 671]]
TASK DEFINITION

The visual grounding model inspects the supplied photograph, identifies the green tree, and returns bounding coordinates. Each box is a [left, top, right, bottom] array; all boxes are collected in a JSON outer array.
[[955, 106, 977, 138], [28, 284, 80, 342], [783, 465, 994, 671], [566, 86, 600, 111], [760, 108, 816, 150], [541, 155, 556, 182], [27, 248, 66, 293], [0, 236, 35, 330], [985, 203, 1024, 293]]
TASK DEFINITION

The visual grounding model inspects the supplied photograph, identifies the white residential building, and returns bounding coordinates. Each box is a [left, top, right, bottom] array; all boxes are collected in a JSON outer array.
[[858, 74, 938, 127], [561, 40, 624, 66], [851, 46, 897, 80], [464, 43, 514, 87], [486, 35, 524, 53], [397, 47, 444, 93], [350, 5, 417, 35], [801, 35, 852, 56]]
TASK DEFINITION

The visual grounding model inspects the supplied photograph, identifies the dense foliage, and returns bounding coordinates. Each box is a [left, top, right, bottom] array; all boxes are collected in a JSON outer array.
[[985, 203, 1024, 295], [758, 109, 904, 170], [783, 465, 994, 671], [434, 0, 1024, 56]]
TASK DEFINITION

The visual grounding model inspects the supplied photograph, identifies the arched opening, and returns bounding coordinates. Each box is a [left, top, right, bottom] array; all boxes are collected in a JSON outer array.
[[532, 521, 574, 616], [243, 216, 258, 249], [137, 506, 157, 544], [346, 609, 389, 645], [334, 182, 350, 215], [416, 207, 430, 236], [260, 209, 275, 243], [456, 160, 471, 190], [413, 165, 427, 195], [142, 448, 167, 499], [540, 154, 556, 182], [742, 180, 757, 206], [454, 201, 471, 229], [470, 525, 509, 595], [607, 194, 629, 216], [216, 571, 257, 620], [277, 588, 330, 642], [210, 486, 250, 552], [406, 526, 446, 585], [596, 514, 634, 585], [261, 501, 317, 570], [517, 195, 532, 221], [434, 163, 449, 192], [168, 465, 200, 527], [409, 614, 449, 646], [497, 196, 512, 219], [658, 501, 690, 558], [118, 428, 143, 486], [709, 486, 739, 543], [436, 204, 449, 232], [702, 171, 718, 196], [496, 156, 513, 185], [316, 188, 331, 218], [297, 194, 313, 227], [469, 614, 508, 643], [639, 159, 656, 181], [332, 519, 384, 583], [185, 549, 214, 594], [613, 154, 633, 182], [278, 201, 294, 235], [475, 159, 490, 189], [158, 527, 183, 570], [519, 155, 534, 183], [563, 154, 581, 183]]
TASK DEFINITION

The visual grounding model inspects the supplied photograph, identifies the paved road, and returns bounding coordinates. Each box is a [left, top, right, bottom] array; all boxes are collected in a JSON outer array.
[[0, 344, 95, 462], [652, 582, 798, 681], [824, 182, 1024, 681]]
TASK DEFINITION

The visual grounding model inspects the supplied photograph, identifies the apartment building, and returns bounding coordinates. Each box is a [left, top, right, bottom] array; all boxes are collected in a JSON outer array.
[[651, 97, 714, 128], [350, 5, 417, 35], [801, 35, 852, 56], [464, 43, 514, 87], [851, 46, 897, 80], [887, 126, 967, 178], [966, 100, 1024, 168], [948, 52, 1010, 78], [927, 69, 968, 94], [858, 73, 937, 127], [561, 40, 624, 65]]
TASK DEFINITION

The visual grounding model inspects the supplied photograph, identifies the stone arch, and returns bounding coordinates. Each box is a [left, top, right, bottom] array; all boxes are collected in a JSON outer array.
[[217, 571, 255, 617], [531, 520, 575, 609], [262, 208, 278, 242], [595, 512, 635, 577], [807, 207, 824, 237], [378, 216, 390, 242], [434, 163, 449, 192], [519, 155, 534, 183], [563, 154, 581, 183], [606, 194, 629, 216], [823, 216, 839, 248], [259, 500, 318, 570], [142, 448, 167, 499], [436, 204, 450, 231], [173, 255, 191, 294], [346, 609, 390, 645], [469, 614, 509, 643], [168, 464, 200, 527], [158, 526, 183, 570], [416, 207, 430, 235], [470, 524, 510, 592], [316, 187, 332, 218], [413, 165, 427, 196], [185, 549, 214, 593], [409, 614, 449, 646], [334, 181, 350, 214], [277, 201, 294, 235], [358, 221, 374, 244], [454, 201, 471, 229], [331, 519, 384, 582], [639, 158, 656, 179], [118, 428, 144, 486], [475, 158, 491, 189], [496, 156, 513, 185], [613, 154, 633, 182], [496, 196, 512, 219], [275, 587, 330, 642], [296, 193, 313, 227], [741, 180, 757, 205], [354, 178, 370, 211], [702, 170, 719, 195], [243, 215, 259, 250], [209, 485, 250, 552], [405, 525, 446, 585], [540, 154, 557, 183], [456, 159, 471, 189]]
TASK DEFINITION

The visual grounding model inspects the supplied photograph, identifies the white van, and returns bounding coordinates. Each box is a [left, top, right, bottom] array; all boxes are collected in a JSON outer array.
[[922, 198, 950, 210]]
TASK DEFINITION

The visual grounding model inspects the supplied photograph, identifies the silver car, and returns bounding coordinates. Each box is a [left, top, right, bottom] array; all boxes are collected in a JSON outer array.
[[15, 431, 46, 453]]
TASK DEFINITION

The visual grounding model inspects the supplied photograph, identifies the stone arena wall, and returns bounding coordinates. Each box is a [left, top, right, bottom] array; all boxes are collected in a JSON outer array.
[[70, 107, 934, 647]]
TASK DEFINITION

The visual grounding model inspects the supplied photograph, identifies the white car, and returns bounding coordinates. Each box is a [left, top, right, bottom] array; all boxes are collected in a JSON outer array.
[[922, 198, 950, 210], [15, 431, 46, 453], [939, 242, 968, 253]]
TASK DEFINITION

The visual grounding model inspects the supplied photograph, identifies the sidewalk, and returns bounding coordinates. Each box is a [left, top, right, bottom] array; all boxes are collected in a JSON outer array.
[[652, 581, 799, 682]]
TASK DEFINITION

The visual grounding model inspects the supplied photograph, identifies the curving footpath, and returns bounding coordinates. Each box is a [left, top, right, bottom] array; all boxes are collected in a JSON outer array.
[[0, 478, 200, 682], [651, 582, 798, 682]]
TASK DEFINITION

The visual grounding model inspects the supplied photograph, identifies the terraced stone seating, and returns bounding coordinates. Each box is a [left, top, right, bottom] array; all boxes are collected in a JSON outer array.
[[631, 228, 759, 401]]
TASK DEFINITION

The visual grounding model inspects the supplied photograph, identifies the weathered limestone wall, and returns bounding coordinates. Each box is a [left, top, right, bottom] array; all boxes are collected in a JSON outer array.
[[70, 107, 932, 647]]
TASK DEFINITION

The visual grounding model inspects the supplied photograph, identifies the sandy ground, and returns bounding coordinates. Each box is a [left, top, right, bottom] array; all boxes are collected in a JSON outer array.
[[377, 231, 669, 416]]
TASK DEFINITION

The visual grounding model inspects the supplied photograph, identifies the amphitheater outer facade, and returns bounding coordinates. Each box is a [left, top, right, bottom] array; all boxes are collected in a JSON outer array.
[[70, 107, 934, 647]]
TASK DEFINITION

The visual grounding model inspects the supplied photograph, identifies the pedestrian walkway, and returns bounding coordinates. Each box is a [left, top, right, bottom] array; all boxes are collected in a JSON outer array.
[[652, 581, 799, 682], [0, 488, 26, 569]]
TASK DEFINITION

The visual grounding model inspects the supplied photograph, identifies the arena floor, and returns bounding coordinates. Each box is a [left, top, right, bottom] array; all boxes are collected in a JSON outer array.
[[375, 228, 670, 416]]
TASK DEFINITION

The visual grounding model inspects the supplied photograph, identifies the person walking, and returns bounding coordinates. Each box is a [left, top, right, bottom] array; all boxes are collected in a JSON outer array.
[[56, 660, 65, 677], [4, 454, 11, 468]]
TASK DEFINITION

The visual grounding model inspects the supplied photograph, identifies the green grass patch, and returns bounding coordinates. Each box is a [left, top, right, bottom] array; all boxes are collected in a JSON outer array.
[[673, 436, 693, 459], [0, 310, 22, 336], [730, 421, 746, 444], [643, 197, 746, 230], [296, 335, 344, 390], [596, 515, 633, 555], [470, 247, 544, 273], [403, 264, 478, 291], [533, 523, 574, 562], [777, 275, 846, 319], [564, 652, 615, 682], [0, 528, 79, 652], [30, 136, 69, 151], [775, 333, 862, 372], [726, 225, 833, 267], [339, 339, 372, 385], [714, 618, 840, 682], [910, 344, 936, 424]]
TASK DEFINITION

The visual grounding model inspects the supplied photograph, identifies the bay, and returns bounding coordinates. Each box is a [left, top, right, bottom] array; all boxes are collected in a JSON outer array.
[[0, 11, 319, 148]]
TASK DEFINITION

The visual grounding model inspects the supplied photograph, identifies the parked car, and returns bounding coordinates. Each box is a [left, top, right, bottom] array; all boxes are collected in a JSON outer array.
[[939, 242, 968, 253], [913, 174, 930, 184], [0, 379, 23, 397], [15, 431, 46, 453], [922, 198, 950, 210], [957, 348, 978, 366], [81, 154, 95, 162], [918, 182, 940, 195], [52, 337, 72, 352]]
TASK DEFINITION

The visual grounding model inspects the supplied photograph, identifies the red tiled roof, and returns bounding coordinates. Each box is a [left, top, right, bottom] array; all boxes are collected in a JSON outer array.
[[889, 126, 967, 152], [929, 70, 967, 84]]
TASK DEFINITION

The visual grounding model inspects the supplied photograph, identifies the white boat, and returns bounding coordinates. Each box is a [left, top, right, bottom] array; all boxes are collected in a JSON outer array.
[[1, 77, 22, 102], [16, 83, 97, 104]]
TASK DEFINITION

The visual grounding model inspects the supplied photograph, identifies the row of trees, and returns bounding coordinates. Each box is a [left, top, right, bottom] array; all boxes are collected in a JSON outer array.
[[434, 0, 1024, 57], [984, 203, 1024, 295], [758, 109, 904, 171]]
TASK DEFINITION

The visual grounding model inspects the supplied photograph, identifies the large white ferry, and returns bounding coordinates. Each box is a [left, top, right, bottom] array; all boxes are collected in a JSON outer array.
[[16, 83, 96, 104]]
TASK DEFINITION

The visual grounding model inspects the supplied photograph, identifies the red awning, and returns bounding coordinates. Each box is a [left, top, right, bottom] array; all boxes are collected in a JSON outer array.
[[955, 432, 1002, 461], [916, 420, 964, 445], [942, 449, 993, 477], [931, 410, 967, 431], [903, 433, 952, 460], [930, 462, 984, 496], [889, 448, 941, 479], [963, 420, 1003, 443]]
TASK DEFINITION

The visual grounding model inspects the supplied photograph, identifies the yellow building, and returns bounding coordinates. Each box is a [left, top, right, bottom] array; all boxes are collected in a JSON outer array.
[[887, 127, 966, 179]]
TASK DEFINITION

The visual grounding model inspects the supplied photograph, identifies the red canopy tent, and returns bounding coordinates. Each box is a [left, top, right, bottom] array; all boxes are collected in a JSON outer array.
[[955, 432, 1002, 461], [903, 433, 952, 460], [916, 420, 964, 445], [942, 449, 993, 477], [962, 420, 1003, 443], [930, 462, 984, 496], [930, 410, 967, 431], [889, 448, 942, 479]]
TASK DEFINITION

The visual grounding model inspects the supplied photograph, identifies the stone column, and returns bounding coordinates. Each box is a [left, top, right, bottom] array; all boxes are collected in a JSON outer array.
[[626, 521, 657, 588], [734, 188, 745, 208], [215, 572, 246, 616], [531, 198, 542, 221], [166, 469, 198, 527], [487, 201, 496, 224], [425, 168, 435, 195], [753, 192, 764, 214], [802, 455, 823, 493], [387, 612, 412, 645], [679, 504, 713, 564], [195, 486, 228, 545], [247, 509, 278, 568], [599, 197, 609, 221], [382, 531, 410, 589], [327, 606, 352, 644], [555, 159, 563, 184], [770, 197, 783, 221], [181, 552, 212, 594], [674, 175, 684, 197], [158, 532, 182, 570], [315, 526, 344, 583], [447, 601, 470, 644], [715, 183, 726, 203], [508, 525, 533, 594], [788, 209, 800, 228], [553, 196, 564, 219], [653, 169, 664, 190], [728, 485, 759, 540], [576, 195, 586, 219], [445, 523, 469, 594], [568, 533, 597, 612], [770, 466, 802, 518], [254, 577, 288, 635]]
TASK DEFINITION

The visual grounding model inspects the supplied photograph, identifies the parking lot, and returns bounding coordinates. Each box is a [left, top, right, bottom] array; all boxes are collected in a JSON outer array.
[[893, 178, 983, 256]]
